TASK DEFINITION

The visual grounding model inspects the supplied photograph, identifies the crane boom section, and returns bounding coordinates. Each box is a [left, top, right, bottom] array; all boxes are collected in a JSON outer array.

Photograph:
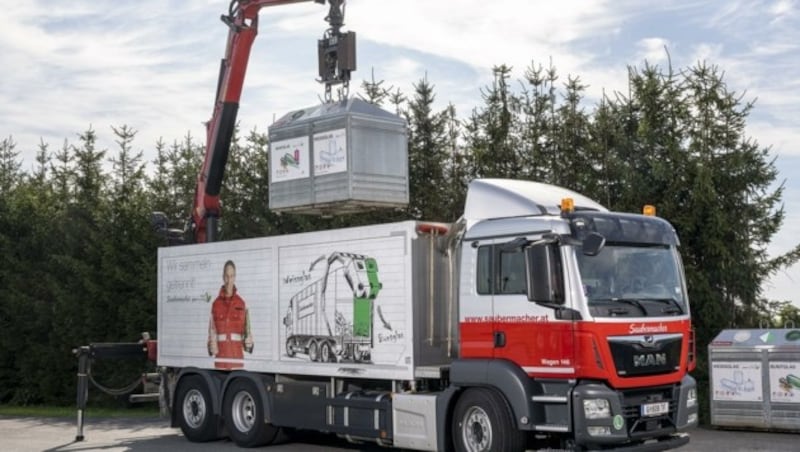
[[192, 0, 320, 243]]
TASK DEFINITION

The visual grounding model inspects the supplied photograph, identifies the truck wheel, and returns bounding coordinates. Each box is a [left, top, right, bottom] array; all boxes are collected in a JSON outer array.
[[223, 378, 279, 447], [320, 341, 335, 362], [308, 340, 320, 362], [452, 388, 526, 452], [176, 375, 218, 442], [285, 338, 296, 358]]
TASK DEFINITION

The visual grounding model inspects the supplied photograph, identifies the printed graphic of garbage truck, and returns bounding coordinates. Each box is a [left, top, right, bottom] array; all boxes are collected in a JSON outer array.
[[282, 252, 382, 363]]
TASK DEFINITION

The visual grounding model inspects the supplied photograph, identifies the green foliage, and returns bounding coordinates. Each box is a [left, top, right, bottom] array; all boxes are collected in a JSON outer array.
[[465, 64, 521, 179], [404, 75, 453, 221], [0, 136, 21, 192], [0, 126, 158, 405]]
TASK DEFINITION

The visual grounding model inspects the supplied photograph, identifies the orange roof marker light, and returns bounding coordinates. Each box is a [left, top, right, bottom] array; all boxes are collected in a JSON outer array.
[[561, 197, 575, 214], [643, 205, 656, 217]]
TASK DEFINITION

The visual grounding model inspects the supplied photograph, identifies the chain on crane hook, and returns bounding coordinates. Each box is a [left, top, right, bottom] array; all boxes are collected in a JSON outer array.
[[318, 0, 356, 102]]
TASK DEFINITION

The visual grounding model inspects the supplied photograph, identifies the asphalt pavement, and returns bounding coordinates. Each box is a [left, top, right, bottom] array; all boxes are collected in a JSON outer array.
[[1, 415, 798, 452], [0, 415, 377, 452]]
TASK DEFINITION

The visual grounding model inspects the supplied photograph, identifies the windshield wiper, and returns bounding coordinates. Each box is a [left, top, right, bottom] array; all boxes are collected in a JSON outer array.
[[641, 298, 684, 315], [592, 298, 648, 316], [608, 307, 631, 316], [613, 298, 649, 315]]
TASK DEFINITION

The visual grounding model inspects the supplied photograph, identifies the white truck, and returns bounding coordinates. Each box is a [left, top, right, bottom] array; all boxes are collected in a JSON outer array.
[[157, 178, 698, 451], [70, 2, 680, 449]]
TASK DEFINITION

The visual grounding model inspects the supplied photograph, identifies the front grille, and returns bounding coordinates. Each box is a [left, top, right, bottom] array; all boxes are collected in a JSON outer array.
[[608, 334, 682, 377], [620, 385, 677, 438]]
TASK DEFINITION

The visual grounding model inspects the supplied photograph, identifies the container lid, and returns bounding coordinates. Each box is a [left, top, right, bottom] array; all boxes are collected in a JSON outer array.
[[269, 98, 404, 131], [710, 328, 800, 348]]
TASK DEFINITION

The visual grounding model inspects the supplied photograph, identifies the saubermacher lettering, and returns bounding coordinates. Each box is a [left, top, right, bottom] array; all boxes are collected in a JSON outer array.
[[629, 323, 668, 334]]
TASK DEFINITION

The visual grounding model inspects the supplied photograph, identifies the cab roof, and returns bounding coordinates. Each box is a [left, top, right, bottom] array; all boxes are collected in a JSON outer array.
[[463, 179, 607, 228]]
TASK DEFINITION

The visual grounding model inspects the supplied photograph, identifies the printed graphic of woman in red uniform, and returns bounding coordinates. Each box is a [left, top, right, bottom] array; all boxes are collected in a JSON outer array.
[[207, 260, 254, 369]]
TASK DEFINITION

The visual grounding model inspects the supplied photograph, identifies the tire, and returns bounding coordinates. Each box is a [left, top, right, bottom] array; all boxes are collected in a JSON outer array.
[[285, 337, 296, 358], [452, 388, 526, 452], [320, 341, 335, 362], [223, 378, 280, 447], [308, 340, 319, 362], [175, 375, 218, 442]]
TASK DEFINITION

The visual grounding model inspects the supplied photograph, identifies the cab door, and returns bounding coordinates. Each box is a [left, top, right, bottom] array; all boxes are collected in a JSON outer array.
[[491, 239, 576, 375]]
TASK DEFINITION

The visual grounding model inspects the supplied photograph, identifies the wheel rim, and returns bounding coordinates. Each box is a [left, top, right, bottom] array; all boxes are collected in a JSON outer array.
[[231, 390, 257, 433], [461, 406, 492, 451], [321, 342, 330, 362], [183, 389, 206, 429]]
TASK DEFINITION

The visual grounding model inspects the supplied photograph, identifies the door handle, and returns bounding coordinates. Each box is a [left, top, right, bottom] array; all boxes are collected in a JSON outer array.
[[494, 331, 506, 348]]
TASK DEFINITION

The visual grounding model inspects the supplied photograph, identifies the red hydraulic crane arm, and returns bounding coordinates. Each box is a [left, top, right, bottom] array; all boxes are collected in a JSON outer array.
[[192, 0, 326, 243]]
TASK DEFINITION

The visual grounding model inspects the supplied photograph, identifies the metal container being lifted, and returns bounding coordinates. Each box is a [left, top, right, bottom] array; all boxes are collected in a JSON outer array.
[[709, 326, 800, 431], [268, 98, 409, 215]]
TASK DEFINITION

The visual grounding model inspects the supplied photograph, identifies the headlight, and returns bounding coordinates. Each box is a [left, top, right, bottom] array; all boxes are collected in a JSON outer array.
[[686, 388, 697, 408], [583, 398, 611, 419]]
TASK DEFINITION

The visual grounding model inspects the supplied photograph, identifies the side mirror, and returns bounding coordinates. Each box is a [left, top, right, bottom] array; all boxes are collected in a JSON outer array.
[[525, 243, 564, 305], [582, 232, 606, 256]]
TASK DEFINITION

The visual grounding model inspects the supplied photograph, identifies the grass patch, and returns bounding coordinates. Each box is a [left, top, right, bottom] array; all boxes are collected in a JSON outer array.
[[0, 404, 160, 418]]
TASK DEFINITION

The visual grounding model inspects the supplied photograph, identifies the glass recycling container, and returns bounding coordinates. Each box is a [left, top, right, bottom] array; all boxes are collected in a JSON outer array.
[[709, 327, 800, 431], [268, 98, 409, 215]]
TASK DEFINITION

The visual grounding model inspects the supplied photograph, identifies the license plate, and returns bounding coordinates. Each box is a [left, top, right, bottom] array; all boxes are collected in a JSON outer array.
[[641, 401, 669, 417]]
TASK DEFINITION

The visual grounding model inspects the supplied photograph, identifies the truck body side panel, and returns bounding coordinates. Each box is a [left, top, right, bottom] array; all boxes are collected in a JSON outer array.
[[158, 221, 452, 381], [158, 244, 275, 366]]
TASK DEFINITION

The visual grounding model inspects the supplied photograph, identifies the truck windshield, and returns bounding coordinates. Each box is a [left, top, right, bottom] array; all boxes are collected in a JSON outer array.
[[576, 244, 687, 317]]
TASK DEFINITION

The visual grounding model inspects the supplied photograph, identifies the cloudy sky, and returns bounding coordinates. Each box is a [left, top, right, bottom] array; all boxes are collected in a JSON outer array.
[[1, 0, 797, 307]]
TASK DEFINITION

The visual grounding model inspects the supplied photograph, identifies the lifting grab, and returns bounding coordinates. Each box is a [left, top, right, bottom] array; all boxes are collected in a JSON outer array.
[[317, 0, 356, 102]]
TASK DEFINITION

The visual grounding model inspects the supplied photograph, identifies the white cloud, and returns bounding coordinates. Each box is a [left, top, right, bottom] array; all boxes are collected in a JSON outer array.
[[636, 38, 671, 64], [765, 181, 800, 304], [769, 0, 796, 18]]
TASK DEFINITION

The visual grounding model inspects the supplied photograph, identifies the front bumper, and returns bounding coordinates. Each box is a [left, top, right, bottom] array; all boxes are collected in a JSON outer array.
[[586, 433, 690, 452], [572, 375, 697, 450]]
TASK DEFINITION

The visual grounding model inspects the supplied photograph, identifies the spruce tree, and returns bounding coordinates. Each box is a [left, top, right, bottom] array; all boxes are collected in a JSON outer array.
[[0, 136, 21, 192], [551, 75, 592, 192], [467, 65, 521, 179], [681, 62, 798, 330], [441, 103, 469, 221], [165, 132, 203, 235], [405, 75, 450, 221], [518, 60, 558, 183], [359, 68, 394, 106], [106, 125, 157, 339]]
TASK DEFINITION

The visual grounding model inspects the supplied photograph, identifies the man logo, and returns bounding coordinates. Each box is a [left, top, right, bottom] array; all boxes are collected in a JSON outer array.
[[640, 335, 657, 348], [633, 353, 667, 367]]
